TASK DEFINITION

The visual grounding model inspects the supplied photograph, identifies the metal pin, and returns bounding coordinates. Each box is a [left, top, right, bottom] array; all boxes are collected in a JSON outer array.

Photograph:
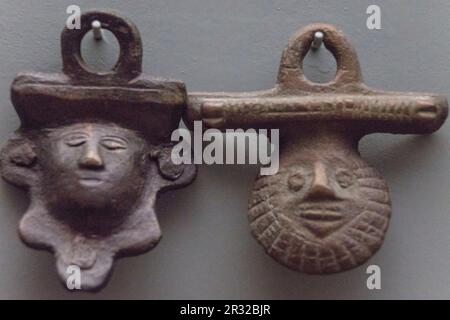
[[311, 31, 324, 50], [92, 20, 103, 41]]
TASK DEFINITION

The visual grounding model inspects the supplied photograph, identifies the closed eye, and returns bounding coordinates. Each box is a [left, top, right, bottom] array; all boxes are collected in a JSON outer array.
[[64, 136, 88, 147], [100, 138, 127, 150]]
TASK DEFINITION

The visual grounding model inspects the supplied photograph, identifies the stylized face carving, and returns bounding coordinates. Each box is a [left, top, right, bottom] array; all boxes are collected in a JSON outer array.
[[249, 147, 391, 273], [39, 123, 148, 230], [1, 120, 195, 289], [0, 8, 198, 290]]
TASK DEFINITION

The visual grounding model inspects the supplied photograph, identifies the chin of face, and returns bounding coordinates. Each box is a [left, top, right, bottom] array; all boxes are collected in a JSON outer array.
[[41, 178, 144, 235]]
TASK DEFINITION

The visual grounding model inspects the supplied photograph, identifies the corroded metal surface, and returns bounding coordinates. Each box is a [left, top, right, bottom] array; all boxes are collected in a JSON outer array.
[[186, 24, 448, 274], [0, 10, 195, 290]]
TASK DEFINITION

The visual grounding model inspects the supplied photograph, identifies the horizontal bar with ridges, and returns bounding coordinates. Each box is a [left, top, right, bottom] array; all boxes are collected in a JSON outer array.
[[193, 94, 447, 132]]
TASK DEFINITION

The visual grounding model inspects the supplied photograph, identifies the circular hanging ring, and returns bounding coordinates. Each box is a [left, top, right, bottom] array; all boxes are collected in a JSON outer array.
[[61, 10, 143, 83], [277, 23, 364, 92]]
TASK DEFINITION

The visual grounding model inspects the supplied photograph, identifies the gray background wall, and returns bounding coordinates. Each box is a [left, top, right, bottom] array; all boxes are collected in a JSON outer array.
[[0, 0, 449, 299]]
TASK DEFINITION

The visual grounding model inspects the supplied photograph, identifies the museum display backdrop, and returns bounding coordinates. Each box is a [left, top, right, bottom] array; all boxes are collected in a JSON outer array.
[[0, 0, 449, 299]]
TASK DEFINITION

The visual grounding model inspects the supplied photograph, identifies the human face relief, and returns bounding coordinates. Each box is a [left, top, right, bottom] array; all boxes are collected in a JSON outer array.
[[282, 154, 365, 238], [248, 150, 391, 273], [40, 123, 148, 214]]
